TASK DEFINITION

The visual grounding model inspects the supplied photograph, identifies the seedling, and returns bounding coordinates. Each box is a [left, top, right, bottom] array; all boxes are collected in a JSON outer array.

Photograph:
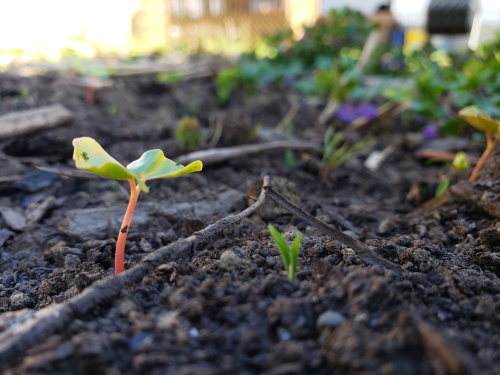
[[176, 117, 202, 150], [268, 225, 301, 281], [72, 137, 202, 275], [320, 126, 374, 180], [435, 176, 450, 197], [459, 106, 500, 182]]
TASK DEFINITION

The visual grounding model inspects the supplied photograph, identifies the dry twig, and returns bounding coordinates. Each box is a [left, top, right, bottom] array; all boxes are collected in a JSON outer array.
[[176, 141, 322, 166]]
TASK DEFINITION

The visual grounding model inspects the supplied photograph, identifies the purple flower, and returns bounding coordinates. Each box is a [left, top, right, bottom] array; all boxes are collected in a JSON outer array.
[[337, 103, 357, 123], [355, 102, 378, 121], [422, 124, 439, 140]]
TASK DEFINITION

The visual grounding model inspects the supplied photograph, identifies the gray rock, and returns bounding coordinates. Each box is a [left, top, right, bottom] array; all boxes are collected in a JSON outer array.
[[316, 311, 346, 331], [0, 229, 14, 247], [219, 250, 241, 272], [64, 254, 81, 269], [0, 207, 27, 231], [139, 238, 153, 252], [25, 195, 56, 224], [192, 189, 243, 217], [59, 188, 244, 241], [9, 293, 27, 310]]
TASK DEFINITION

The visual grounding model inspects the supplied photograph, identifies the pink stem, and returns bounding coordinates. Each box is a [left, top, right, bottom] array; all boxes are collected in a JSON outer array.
[[115, 180, 141, 275]]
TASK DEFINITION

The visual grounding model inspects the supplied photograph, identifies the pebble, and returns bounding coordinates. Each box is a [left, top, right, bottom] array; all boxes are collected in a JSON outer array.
[[219, 250, 241, 272], [316, 311, 346, 331], [0, 207, 26, 231], [0, 229, 14, 247], [277, 327, 291, 341], [9, 293, 26, 310], [189, 327, 199, 338], [64, 254, 81, 269], [139, 238, 153, 252]]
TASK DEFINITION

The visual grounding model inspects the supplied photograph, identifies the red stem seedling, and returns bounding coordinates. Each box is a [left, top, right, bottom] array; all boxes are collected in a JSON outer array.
[[72, 137, 202, 275], [459, 106, 500, 183]]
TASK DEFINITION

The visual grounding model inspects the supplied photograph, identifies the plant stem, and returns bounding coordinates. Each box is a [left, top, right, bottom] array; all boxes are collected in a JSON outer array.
[[115, 179, 141, 275], [469, 133, 498, 183]]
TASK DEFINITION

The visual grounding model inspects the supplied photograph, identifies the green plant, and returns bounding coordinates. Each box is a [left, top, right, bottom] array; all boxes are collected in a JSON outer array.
[[176, 117, 202, 150], [452, 151, 470, 172], [268, 225, 301, 281], [459, 106, 500, 182], [320, 127, 374, 180], [435, 177, 450, 197], [72, 137, 202, 275]]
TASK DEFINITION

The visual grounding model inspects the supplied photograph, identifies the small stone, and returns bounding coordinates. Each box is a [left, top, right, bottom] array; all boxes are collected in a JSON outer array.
[[64, 254, 81, 269], [377, 219, 393, 235], [415, 225, 427, 237], [157, 311, 181, 330], [266, 256, 276, 267], [0, 229, 14, 247], [219, 250, 241, 272], [0, 207, 27, 231], [9, 293, 26, 310], [276, 327, 291, 341], [189, 327, 199, 337], [157, 229, 178, 245], [139, 238, 153, 252], [316, 311, 346, 331]]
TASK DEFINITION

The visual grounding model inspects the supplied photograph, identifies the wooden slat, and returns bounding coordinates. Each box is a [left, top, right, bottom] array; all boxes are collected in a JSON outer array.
[[0, 104, 74, 140]]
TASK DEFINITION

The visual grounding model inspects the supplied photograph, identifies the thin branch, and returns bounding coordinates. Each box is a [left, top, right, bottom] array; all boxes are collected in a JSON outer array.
[[263, 184, 431, 287], [0, 176, 270, 369], [176, 141, 322, 166], [37, 166, 103, 179]]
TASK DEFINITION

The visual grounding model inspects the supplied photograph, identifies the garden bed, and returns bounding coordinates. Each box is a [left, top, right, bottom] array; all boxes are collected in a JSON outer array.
[[0, 70, 499, 375]]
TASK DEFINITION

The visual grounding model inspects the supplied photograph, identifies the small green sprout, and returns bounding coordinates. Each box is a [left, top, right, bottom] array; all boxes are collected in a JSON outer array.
[[459, 106, 500, 182], [320, 126, 374, 180], [72, 137, 202, 275], [452, 151, 470, 172], [268, 225, 301, 281], [176, 117, 202, 150], [435, 177, 450, 197]]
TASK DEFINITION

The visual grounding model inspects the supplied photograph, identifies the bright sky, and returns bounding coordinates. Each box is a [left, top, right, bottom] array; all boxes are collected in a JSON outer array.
[[0, 0, 141, 51]]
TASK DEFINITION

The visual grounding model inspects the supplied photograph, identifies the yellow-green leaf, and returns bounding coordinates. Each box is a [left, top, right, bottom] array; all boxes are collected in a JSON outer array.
[[72, 137, 149, 192], [126, 150, 203, 180], [459, 106, 500, 134]]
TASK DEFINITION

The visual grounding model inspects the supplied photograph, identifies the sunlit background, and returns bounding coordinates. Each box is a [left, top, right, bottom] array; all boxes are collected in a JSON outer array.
[[0, 0, 499, 65]]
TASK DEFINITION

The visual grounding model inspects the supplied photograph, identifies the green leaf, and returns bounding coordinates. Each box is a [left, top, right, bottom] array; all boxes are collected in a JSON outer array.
[[459, 106, 500, 133], [289, 232, 301, 281], [435, 178, 450, 197], [127, 150, 203, 180], [268, 224, 290, 271], [72, 137, 149, 193]]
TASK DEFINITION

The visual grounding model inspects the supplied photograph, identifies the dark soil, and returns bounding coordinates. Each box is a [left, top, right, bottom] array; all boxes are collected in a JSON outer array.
[[0, 70, 499, 375]]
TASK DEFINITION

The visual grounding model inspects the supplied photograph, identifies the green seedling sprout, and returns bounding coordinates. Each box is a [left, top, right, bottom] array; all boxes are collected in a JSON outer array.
[[268, 225, 301, 281], [176, 117, 202, 150], [435, 177, 450, 197], [72, 137, 202, 275], [452, 151, 470, 172], [320, 126, 374, 180], [459, 106, 500, 182]]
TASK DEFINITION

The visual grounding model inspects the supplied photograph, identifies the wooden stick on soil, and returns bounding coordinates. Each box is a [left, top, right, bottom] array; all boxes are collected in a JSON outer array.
[[263, 184, 431, 287], [175, 140, 323, 166], [0, 104, 74, 140], [0, 176, 270, 369]]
